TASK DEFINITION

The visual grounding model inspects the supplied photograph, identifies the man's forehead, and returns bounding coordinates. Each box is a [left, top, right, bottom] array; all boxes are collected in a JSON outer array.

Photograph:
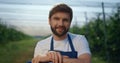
[[52, 12, 70, 18]]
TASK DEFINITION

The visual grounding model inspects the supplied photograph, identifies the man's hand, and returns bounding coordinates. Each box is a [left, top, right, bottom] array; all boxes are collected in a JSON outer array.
[[47, 51, 62, 63]]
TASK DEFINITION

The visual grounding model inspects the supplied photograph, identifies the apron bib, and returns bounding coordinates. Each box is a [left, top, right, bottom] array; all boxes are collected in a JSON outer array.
[[50, 34, 78, 58]]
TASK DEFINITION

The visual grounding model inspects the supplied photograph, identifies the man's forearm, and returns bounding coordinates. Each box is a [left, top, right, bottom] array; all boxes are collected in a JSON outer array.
[[63, 58, 90, 63], [32, 55, 50, 63]]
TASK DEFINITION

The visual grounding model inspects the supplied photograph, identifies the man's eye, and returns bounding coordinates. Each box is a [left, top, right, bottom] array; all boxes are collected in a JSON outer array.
[[54, 17, 59, 20], [63, 19, 69, 22]]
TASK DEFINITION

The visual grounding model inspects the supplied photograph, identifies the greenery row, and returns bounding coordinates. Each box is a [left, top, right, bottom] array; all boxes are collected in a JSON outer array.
[[0, 22, 31, 44], [70, 8, 120, 63]]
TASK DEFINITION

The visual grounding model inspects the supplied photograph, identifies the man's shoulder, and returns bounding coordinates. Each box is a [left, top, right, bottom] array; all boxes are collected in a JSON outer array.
[[68, 32, 85, 39]]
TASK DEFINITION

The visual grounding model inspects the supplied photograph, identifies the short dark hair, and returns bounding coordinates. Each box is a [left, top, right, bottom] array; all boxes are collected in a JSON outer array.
[[49, 3, 73, 21]]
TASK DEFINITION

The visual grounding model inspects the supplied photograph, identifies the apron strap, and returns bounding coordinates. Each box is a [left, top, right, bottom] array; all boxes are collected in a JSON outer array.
[[67, 34, 76, 52], [50, 37, 54, 51]]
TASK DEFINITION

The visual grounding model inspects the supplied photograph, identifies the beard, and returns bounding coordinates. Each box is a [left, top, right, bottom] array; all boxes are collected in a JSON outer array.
[[50, 26, 69, 37]]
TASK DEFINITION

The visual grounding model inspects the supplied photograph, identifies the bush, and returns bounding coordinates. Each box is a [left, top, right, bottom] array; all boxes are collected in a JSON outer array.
[[0, 22, 31, 44]]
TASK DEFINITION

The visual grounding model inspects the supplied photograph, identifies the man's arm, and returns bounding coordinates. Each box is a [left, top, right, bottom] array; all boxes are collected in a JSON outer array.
[[63, 53, 91, 63], [32, 51, 63, 63], [32, 52, 91, 63], [32, 55, 50, 63]]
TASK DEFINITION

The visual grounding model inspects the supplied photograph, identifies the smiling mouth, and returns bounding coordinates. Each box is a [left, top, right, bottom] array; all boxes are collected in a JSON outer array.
[[57, 27, 64, 32], [56, 26, 65, 32]]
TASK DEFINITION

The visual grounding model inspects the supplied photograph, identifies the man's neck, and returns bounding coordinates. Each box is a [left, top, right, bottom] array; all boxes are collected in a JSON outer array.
[[53, 34, 67, 41]]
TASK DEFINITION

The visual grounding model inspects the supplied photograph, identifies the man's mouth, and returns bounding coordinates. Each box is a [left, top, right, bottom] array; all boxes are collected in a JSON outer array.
[[58, 27, 64, 30], [56, 26, 65, 32]]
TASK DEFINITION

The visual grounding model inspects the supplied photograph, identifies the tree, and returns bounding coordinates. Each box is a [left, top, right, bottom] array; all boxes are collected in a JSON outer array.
[[70, 6, 120, 63]]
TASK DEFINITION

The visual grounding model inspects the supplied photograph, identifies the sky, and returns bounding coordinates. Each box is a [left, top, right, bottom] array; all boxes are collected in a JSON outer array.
[[0, 0, 120, 36]]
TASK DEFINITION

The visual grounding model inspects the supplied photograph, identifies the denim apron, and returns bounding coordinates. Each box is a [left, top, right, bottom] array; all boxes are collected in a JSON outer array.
[[50, 34, 78, 58]]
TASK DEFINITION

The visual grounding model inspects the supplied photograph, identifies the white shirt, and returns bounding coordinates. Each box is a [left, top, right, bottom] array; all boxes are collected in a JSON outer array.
[[34, 33, 91, 58]]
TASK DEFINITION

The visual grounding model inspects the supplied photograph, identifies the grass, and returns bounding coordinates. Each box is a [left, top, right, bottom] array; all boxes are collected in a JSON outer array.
[[0, 38, 106, 63], [0, 38, 39, 63]]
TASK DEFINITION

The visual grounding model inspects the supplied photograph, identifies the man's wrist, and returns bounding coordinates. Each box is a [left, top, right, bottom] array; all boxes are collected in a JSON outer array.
[[37, 55, 50, 62]]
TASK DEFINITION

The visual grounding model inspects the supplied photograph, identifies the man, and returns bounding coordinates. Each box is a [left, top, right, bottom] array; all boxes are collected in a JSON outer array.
[[32, 3, 91, 63]]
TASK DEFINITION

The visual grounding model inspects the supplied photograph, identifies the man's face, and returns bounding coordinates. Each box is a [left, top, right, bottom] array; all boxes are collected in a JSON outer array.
[[49, 12, 71, 37]]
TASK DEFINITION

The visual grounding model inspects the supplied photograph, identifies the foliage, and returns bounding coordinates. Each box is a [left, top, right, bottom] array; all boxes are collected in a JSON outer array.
[[0, 20, 31, 44], [70, 8, 120, 63], [107, 11, 120, 62]]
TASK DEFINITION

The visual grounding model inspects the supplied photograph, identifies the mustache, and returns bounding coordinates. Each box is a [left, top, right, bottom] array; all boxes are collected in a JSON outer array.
[[55, 26, 65, 29]]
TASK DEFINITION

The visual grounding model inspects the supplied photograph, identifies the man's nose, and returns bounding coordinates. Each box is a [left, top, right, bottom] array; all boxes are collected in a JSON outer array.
[[58, 20, 64, 26]]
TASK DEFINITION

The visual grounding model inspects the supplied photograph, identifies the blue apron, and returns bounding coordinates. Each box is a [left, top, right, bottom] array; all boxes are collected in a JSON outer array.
[[50, 34, 78, 58]]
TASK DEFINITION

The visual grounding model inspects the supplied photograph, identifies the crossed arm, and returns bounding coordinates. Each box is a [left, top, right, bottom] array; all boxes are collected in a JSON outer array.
[[32, 51, 91, 63]]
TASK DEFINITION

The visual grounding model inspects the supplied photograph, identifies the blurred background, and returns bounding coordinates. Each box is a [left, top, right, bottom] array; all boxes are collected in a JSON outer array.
[[0, 0, 120, 63]]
